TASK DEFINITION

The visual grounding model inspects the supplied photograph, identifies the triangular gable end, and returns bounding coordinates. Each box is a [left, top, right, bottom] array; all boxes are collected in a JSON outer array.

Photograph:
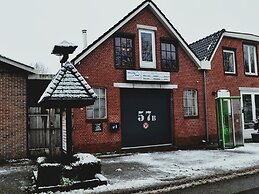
[[72, 0, 203, 69], [38, 61, 97, 108]]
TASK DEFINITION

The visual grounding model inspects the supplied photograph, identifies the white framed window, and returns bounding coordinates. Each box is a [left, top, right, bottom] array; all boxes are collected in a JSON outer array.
[[139, 29, 156, 69], [223, 49, 236, 74], [243, 44, 258, 75], [86, 88, 107, 119], [183, 89, 198, 117]]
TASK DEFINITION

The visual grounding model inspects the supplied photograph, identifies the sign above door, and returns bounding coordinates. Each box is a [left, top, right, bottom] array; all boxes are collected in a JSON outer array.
[[126, 70, 170, 82]]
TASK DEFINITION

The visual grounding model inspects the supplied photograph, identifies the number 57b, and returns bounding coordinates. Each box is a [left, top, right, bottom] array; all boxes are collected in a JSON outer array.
[[137, 111, 156, 122]]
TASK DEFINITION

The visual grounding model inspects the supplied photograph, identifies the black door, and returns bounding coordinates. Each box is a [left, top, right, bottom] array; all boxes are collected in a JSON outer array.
[[121, 89, 172, 148]]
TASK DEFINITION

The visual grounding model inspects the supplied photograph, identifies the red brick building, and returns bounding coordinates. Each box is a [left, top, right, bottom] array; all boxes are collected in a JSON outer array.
[[190, 29, 259, 141], [72, 0, 211, 153], [0, 55, 35, 159]]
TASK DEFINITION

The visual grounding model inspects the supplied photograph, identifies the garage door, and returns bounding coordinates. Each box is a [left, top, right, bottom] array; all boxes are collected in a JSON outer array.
[[121, 89, 172, 148]]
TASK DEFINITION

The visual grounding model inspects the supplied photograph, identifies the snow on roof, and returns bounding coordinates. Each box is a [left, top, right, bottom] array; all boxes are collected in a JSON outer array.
[[38, 61, 97, 106], [71, 153, 101, 167]]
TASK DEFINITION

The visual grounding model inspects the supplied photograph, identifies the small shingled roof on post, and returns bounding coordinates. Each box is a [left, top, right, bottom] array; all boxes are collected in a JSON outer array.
[[38, 61, 97, 108]]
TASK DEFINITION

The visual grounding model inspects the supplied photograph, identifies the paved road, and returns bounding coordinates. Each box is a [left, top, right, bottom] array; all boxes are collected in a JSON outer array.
[[155, 172, 259, 194]]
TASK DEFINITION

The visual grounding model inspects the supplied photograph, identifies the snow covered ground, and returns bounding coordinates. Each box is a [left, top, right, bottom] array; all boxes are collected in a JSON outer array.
[[43, 143, 259, 193]]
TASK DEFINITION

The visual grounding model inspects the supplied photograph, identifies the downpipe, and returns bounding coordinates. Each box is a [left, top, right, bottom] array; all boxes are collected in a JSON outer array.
[[203, 70, 209, 142]]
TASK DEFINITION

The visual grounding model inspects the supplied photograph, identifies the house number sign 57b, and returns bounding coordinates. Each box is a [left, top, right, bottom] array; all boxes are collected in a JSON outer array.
[[138, 110, 156, 123]]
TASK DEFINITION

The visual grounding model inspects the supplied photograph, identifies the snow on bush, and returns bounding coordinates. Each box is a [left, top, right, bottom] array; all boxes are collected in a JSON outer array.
[[71, 153, 101, 167]]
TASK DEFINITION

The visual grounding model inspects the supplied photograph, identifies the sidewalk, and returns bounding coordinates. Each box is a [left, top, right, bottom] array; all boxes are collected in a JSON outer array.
[[2, 143, 259, 193], [94, 143, 259, 193]]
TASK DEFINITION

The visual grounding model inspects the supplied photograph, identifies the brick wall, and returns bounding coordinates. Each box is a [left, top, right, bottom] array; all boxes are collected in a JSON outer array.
[[73, 7, 205, 153], [207, 36, 259, 142], [0, 64, 27, 159]]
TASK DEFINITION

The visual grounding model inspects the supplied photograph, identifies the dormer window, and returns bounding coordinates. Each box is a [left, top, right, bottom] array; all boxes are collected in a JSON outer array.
[[138, 25, 157, 69]]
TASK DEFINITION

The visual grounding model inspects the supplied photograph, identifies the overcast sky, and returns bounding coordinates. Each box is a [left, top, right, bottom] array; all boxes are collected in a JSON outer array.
[[1, 0, 259, 73]]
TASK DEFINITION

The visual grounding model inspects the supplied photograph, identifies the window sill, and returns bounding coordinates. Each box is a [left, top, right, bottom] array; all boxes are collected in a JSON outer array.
[[184, 115, 199, 119], [86, 118, 108, 123], [245, 73, 258, 77], [224, 72, 237, 76]]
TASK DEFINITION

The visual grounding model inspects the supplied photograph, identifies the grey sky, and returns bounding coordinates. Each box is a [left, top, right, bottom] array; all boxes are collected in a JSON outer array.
[[1, 0, 258, 73]]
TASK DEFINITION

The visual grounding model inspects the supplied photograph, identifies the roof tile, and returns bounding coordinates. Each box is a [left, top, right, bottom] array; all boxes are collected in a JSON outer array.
[[189, 29, 225, 61]]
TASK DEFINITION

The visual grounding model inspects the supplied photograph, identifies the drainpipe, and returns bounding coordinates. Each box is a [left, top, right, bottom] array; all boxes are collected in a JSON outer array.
[[203, 70, 209, 142]]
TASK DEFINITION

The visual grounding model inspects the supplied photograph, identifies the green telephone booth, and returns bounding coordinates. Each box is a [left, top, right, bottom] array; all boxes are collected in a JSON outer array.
[[216, 96, 244, 149]]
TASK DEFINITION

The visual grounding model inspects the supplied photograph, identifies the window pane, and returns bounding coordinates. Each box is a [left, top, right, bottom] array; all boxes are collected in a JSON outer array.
[[250, 46, 255, 73], [121, 38, 126, 47], [86, 88, 107, 119], [161, 51, 166, 59], [94, 109, 99, 118], [161, 43, 166, 50], [115, 37, 120, 46], [242, 94, 253, 129], [126, 39, 132, 47], [99, 108, 106, 118], [87, 109, 93, 119], [166, 51, 171, 60], [171, 44, 176, 52], [166, 43, 171, 51], [141, 32, 153, 62], [244, 45, 250, 73]]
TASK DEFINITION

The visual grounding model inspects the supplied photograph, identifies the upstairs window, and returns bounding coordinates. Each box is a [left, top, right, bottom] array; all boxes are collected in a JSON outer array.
[[139, 29, 156, 69], [114, 35, 134, 68], [244, 44, 258, 76], [161, 40, 178, 71], [183, 89, 198, 117], [86, 88, 107, 119], [223, 49, 236, 74]]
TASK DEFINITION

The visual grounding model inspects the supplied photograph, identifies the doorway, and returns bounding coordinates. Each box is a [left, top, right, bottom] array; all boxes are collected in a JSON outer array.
[[240, 91, 259, 139]]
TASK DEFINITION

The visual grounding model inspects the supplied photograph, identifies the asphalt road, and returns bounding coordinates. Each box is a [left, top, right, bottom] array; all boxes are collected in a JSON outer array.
[[158, 172, 259, 194]]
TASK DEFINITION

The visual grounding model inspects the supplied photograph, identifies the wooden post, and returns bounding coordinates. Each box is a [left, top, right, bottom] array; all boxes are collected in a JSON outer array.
[[49, 108, 56, 159], [66, 108, 73, 160]]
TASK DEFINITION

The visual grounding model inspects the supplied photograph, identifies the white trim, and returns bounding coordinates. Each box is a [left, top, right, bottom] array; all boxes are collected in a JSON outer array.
[[223, 49, 236, 74], [243, 44, 258, 76], [122, 143, 172, 150], [74, 1, 201, 69], [0, 55, 35, 73], [209, 31, 259, 63], [137, 24, 157, 31], [208, 34, 224, 62], [224, 32, 259, 42], [239, 87, 259, 92], [139, 29, 156, 69], [113, 82, 178, 89], [240, 90, 259, 139]]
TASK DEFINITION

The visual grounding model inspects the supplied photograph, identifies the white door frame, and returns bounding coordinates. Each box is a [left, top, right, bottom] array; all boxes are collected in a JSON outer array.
[[239, 87, 259, 139]]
